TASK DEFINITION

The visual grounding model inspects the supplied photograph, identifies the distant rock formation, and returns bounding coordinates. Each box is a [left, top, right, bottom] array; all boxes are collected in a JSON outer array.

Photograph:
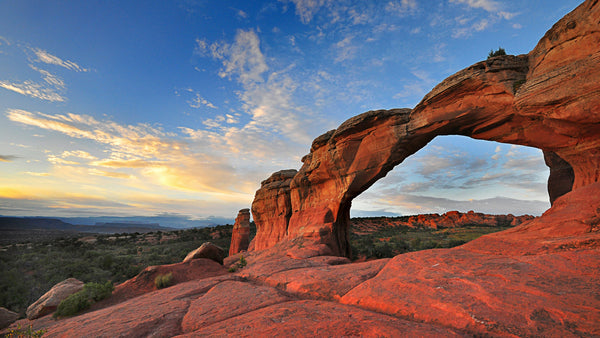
[[229, 209, 250, 256], [249, 0, 600, 256], [351, 211, 535, 234], [26, 278, 83, 319], [183, 242, 225, 265]]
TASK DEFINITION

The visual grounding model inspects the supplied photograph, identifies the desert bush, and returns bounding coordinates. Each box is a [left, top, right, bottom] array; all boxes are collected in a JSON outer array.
[[84, 281, 114, 301], [238, 255, 247, 268], [4, 324, 46, 338], [154, 272, 174, 289], [54, 291, 90, 318], [53, 281, 113, 318], [488, 47, 506, 58]]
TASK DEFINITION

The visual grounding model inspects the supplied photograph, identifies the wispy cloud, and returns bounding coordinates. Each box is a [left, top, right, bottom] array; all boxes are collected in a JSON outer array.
[[181, 88, 218, 109], [449, 0, 516, 37], [0, 80, 66, 102], [0, 155, 19, 162], [281, 0, 328, 24], [30, 48, 90, 72]]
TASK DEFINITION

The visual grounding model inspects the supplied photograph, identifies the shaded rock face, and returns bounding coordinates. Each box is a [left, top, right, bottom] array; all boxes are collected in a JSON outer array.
[[26, 278, 83, 320], [183, 242, 225, 265], [229, 208, 250, 256], [250, 0, 600, 256], [0, 307, 19, 329]]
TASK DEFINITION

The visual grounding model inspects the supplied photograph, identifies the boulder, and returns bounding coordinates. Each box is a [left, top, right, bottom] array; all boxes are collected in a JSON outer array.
[[0, 307, 19, 329], [183, 242, 225, 264], [229, 209, 250, 256], [26, 278, 84, 319]]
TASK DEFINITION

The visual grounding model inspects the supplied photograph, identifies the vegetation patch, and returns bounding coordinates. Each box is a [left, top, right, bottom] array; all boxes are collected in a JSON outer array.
[[488, 47, 507, 58], [4, 324, 46, 338], [154, 272, 174, 289], [53, 281, 113, 318]]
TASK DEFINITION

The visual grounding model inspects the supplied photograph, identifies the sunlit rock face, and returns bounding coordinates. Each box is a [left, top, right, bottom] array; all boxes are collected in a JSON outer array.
[[229, 209, 251, 256], [249, 0, 600, 257]]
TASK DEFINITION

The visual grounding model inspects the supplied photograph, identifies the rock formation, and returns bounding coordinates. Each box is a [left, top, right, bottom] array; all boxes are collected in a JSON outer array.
[[249, 0, 600, 256], [182, 242, 225, 265], [229, 208, 251, 256], [351, 211, 534, 233], [26, 278, 83, 320]]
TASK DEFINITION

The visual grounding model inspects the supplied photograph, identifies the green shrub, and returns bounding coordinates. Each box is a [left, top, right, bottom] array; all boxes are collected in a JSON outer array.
[[228, 266, 237, 273], [53, 281, 114, 318], [154, 272, 174, 289], [238, 255, 247, 268], [487, 47, 506, 59], [84, 281, 114, 301], [54, 291, 90, 318]]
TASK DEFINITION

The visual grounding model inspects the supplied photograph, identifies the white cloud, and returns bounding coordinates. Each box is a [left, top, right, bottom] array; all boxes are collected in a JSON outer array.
[[282, 0, 328, 24], [333, 36, 357, 63], [30, 48, 89, 72], [185, 89, 217, 109], [0, 79, 66, 102], [385, 0, 418, 16]]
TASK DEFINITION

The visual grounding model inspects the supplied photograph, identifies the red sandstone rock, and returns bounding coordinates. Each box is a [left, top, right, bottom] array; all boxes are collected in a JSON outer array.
[[109, 258, 228, 304], [229, 208, 251, 256], [182, 242, 225, 264], [178, 300, 462, 337], [249, 169, 296, 251], [26, 278, 83, 320]]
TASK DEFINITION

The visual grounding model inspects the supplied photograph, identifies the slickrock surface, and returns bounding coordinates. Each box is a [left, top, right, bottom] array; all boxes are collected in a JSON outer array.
[[4, 1, 599, 336], [0, 307, 19, 329], [229, 209, 251, 256]]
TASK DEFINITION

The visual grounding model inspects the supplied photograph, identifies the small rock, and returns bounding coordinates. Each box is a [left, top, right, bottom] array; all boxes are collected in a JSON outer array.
[[183, 242, 225, 264]]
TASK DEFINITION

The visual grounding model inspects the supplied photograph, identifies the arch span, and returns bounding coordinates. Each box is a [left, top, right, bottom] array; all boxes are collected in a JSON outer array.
[[249, 0, 600, 257]]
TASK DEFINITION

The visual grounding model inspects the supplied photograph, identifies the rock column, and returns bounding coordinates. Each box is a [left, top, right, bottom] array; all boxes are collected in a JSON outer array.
[[229, 209, 251, 256]]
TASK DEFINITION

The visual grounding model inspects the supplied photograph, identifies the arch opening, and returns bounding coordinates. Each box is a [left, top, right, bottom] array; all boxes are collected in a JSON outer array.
[[350, 135, 551, 219]]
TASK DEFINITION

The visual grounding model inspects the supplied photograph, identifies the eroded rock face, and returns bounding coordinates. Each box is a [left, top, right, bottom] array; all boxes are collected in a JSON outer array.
[[229, 209, 250, 256], [26, 278, 83, 320], [250, 0, 600, 256], [249, 169, 297, 251]]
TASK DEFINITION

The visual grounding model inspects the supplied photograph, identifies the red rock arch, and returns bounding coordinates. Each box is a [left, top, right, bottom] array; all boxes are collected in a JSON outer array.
[[249, 0, 600, 257]]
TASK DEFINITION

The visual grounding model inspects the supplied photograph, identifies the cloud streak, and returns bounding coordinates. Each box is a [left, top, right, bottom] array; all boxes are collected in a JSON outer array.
[[30, 48, 90, 72]]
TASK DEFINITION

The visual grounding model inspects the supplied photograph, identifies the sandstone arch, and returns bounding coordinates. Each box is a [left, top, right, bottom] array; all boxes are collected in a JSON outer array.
[[249, 0, 600, 257]]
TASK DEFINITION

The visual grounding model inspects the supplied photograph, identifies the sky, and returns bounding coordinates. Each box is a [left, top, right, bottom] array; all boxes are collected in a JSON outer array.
[[0, 0, 583, 220]]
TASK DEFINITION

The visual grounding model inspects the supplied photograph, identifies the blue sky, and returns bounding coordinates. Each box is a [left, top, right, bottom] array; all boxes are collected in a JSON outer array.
[[0, 0, 582, 219]]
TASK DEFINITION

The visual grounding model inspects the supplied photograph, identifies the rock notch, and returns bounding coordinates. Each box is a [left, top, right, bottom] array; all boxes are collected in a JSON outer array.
[[249, 0, 600, 257]]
